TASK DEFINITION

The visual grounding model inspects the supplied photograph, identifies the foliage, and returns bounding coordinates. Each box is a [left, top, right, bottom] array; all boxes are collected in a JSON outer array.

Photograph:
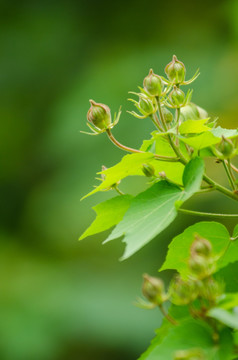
[[81, 56, 238, 359]]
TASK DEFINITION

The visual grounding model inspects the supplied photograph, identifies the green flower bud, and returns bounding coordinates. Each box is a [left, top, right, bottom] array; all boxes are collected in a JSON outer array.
[[180, 103, 208, 122], [165, 55, 186, 84], [143, 69, 164, 96], [217, 136, 234, 159], [142, 163, 155, 177], [142, 274, 166, 305], [139, 97, 154, 115], [87, 100, 111, 130], [169, 87, 185, 108], [169, 276, 198, 305], [190, 235, 212, 258], [162, 106, 173, 123], [189, 255, 215, 279], [198, 278, 224, 302]]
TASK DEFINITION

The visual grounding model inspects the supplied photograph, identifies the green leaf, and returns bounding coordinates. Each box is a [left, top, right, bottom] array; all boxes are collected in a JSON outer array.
[[179, 119, 210, 134], [208, 307, 238, 330], [160, 222, 238, 277], [82, 151, 184, 199], [79, 195, 133, 240], [104, 181, 182, 260], [179, 126, 238, 150], [216, 293, 238, 310], [104, 158, 204, 260], [139, 318, 231, 360]]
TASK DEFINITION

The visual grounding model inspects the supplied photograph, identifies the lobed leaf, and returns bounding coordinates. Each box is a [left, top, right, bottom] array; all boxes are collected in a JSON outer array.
[[104, 157, 204, 260], [82, 151, 184, 199], [160, 222, 238, 277], [179, 119, 210, 135], [79, 195, 133, 240], [139, 318, 234, 360], [179, 126, 238, 150]]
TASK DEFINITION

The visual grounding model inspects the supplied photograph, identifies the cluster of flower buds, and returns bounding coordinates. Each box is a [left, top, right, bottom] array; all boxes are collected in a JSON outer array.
[[188, 235, 216, 279], [139, 236, 223, 321], [83, 56, 201, 138]]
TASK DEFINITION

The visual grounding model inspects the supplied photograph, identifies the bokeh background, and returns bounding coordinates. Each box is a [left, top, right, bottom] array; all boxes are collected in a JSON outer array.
[[1, 0, 238, 359]]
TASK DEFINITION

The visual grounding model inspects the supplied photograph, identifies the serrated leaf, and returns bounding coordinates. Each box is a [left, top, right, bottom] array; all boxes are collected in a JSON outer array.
[[179, 119, 210, 134], [179, 126, 238, 150], [160, 222, 238, 277], [104, 158, 204, 260], [82, 151, 184, 199], [139, 318, 232, 360], [208, 308, 238, 330], [79, 195, 133, 240]]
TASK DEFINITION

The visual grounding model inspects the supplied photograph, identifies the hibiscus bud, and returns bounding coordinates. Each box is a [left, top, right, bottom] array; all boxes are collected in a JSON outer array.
[[165, 55, 186, 84], [162, 106, 173, 123], [142, 274, 166, 304], [190, 235, 212, 258], [87, 100, 111, 130], [169, 86, 185, 108], [217, 136, 234, 159], [143, 69, 164, 96], [169, 276, 198, 305], [142, 163, 155, 177]]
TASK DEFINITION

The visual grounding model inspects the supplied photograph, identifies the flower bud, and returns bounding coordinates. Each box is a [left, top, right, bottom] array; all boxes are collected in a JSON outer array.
[[87, 100, 111, 130], [162, 106, 173, 123], [198, 278, 224, 302], [143, 69, 164, 96], [189, 255, 215, 279], [217, 136, 234, 159], [169, 87, 185, 108], [139, 97, 154, 115], [190, 235, 212, 258], [142, 163, 155, 177], [142, 274, 166, 304], [169, 276, 198, 305], [165, 55, 186, 84]]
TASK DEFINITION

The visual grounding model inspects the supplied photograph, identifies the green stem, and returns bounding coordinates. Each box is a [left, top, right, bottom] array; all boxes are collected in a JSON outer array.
[[202, 173, 238, 202], [158, 304, 178, 325], [113, 185, 124, 196], [178, 208, 238, 218], [222, 160, 236, 190], [106, 129, 179, 162], [151, 113, 163, 132], [228, 159, 237, 187]]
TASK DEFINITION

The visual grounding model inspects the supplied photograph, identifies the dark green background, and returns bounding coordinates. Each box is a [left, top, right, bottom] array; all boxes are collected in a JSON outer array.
[[1, 0, 238, 359]]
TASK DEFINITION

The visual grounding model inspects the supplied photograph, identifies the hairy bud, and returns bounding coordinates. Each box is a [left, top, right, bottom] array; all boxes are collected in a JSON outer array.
[[87, 100, 111, 130], [165, 55, 186, 84], [162, 106, 173, 123], [217, 136, 234, 159], [190, 235, 212, 258], [198, 278, 224, 302], [169, 87, 185, 108], [143, 69, 164, 96], [139, 97, 155, 115], [169, 276, 198, 305], [142, 274, 166, 304], [142, 163, 155, 177]]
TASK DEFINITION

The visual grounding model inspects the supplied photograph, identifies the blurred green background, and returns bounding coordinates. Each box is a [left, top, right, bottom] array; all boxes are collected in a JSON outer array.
[[1, 0, 238, 359]]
